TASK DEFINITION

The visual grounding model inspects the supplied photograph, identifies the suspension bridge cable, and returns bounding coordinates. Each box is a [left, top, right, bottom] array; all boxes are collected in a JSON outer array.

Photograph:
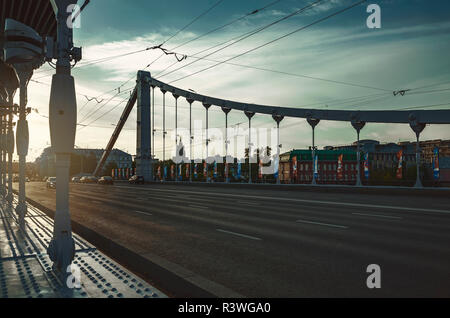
[[146, 0, 225, 69], [160, 52, 391, 92], [166, 0, 367, 84], [157, 0, 329, 79]]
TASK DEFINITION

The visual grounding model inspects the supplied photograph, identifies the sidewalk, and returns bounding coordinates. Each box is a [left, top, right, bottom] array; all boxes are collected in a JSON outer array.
[[0, 195, 167, 298]]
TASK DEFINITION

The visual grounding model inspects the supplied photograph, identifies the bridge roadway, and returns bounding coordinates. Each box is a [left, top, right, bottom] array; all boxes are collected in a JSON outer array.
[[14, 182, 450, 297]]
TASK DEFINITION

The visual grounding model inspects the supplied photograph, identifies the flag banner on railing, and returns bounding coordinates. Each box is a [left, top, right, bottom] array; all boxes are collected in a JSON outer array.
[[364, 153, 370, 179], [237, 162, 242, 179], [433, 147, 440, 180], [337, 154, 344, 180], [186, 164, 190, 178], [126, 168, 129, 179], [313, 155, 319, 179], [225, 163, 229, 179], [112, 169, 115, 178], [258, 159, 263, 179], [157, 166, 161, 179], [396, 150, 403, 179], [203, 162, 207, 178], [292, 156, 297, 174], [194, 164, 198, 178], [171, 165, 175, 179], [213, 162, 218, 178], [178, 165, 182, 179], [164, 166, 168, 179], [118, 168, 121, 179]]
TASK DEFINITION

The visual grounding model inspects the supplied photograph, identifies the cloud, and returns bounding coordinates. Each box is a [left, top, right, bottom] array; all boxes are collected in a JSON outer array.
[[25, 4, 450, 161]]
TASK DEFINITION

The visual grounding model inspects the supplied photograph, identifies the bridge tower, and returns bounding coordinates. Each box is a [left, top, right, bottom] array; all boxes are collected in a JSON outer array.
[[136, 70, 153, 181]]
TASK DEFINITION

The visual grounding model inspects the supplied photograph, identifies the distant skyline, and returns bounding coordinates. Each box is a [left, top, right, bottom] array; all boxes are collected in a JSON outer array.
[[18, 0, 450, 161]]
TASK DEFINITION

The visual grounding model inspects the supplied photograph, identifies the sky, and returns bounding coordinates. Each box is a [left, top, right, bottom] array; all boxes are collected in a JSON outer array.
[[19, 0, 450, 161]]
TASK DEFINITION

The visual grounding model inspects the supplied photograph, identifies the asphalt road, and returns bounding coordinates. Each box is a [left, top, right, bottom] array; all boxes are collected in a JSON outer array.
[[15, 182, 450, 297]]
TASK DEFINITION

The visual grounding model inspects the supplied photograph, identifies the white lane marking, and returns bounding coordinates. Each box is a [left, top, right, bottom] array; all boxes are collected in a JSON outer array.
[[216, 229, 262, 241], [133, 211, 153, 217], [296, 219, 348, 229], [238, 201, 260, 206], [188, 204, 209, 210], [114, 186, 450, 216], [352, 212, 402, 220]]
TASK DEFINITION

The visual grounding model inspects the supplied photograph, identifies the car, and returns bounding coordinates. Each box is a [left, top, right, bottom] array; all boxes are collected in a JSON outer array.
[[98, 176, 114, 185], [46, 177, 56, 189], [80, 176, 98, 184], [129, 175, 145, 185], [71, 177, 81, 183]]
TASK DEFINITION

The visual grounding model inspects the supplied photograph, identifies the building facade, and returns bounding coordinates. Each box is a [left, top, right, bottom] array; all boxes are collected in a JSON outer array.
[[35, 147, 133, 177]]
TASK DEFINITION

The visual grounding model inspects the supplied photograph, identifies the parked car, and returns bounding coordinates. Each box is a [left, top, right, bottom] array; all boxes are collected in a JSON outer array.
[[98, 176, 114, 185], [46, 177, 56, 189], [129, 175, 145, 185], [71, 177, 81, 183]]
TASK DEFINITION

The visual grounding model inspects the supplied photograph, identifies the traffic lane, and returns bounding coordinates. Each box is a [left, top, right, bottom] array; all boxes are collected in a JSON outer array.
[[67, 183, 450, 240], [111, 183, 450, 217], [68, 184, 450, 272], [21, 183, 450, 296], [67, 184, 450, 293]]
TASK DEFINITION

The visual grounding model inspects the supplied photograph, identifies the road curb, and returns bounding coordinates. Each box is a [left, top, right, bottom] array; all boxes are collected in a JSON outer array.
[[17, 190, 243, 298]]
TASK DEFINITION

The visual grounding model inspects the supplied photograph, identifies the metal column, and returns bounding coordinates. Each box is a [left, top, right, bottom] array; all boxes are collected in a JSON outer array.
[[187, 98, 194, 183], [272, 114, 284, 185], [161, 88, 167, 182], [307, 117, 320, 185], [136, 70, 152, 181], [203, 103, 211, 183], [351, 120, 366, 187], [222, 107, 231, 183], [47, 0, 80, 282], [244, 111, 255, 184], [409, 117, 426, 188], [173, 93, 179, 182]]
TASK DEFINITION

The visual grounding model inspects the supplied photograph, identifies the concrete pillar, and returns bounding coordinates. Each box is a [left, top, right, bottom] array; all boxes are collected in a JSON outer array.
[[136, 70, 152, 181]]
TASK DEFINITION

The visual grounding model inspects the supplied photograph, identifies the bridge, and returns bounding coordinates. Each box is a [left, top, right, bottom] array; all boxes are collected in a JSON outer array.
[[1, 0, 450, 298]]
